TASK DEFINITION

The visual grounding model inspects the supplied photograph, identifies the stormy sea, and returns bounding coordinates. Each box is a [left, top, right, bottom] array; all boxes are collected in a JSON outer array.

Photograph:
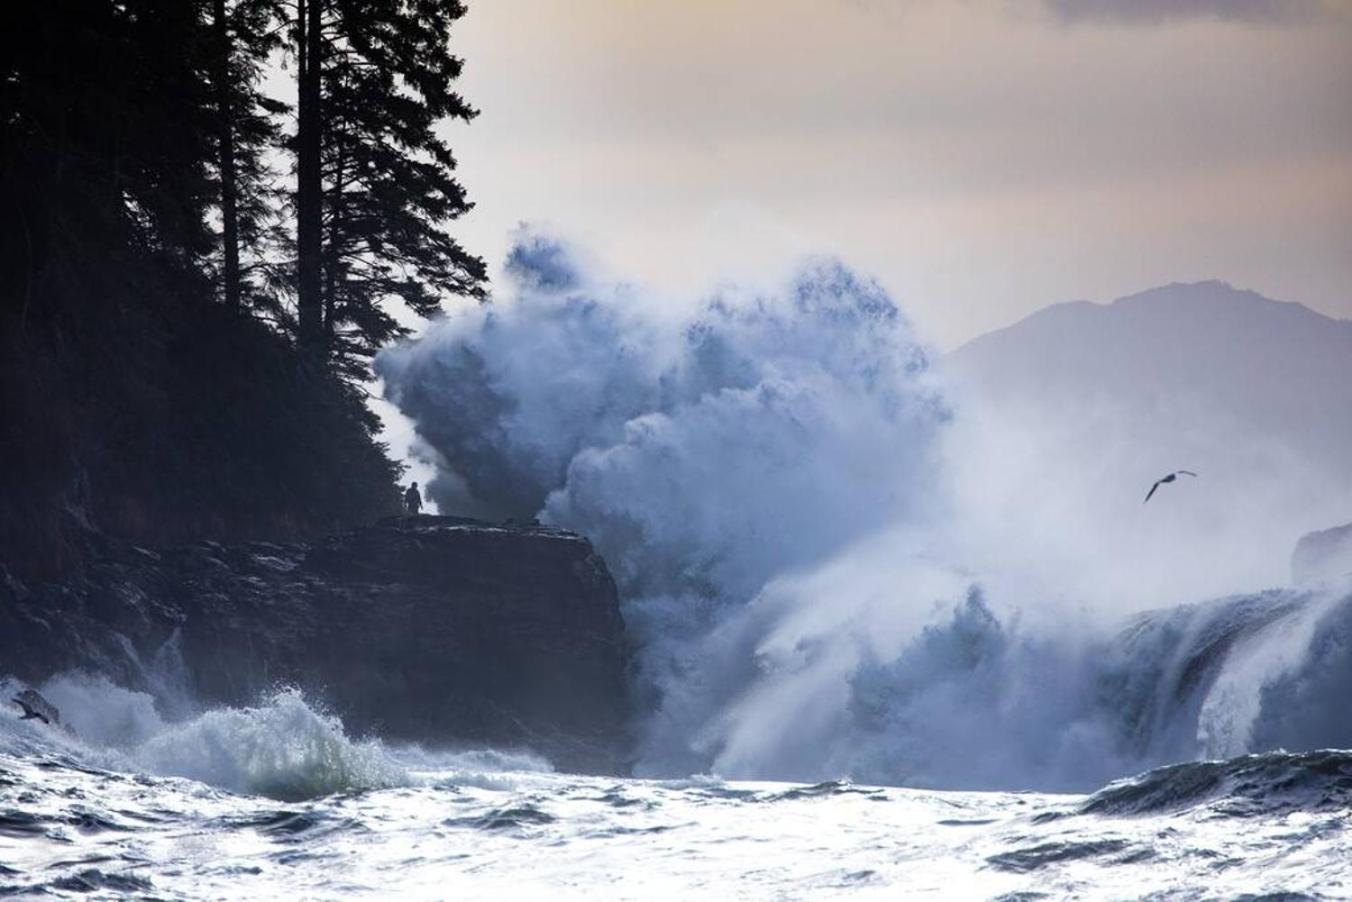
[[2, 693, 1350, 898], [5, 236, 1352, 898]]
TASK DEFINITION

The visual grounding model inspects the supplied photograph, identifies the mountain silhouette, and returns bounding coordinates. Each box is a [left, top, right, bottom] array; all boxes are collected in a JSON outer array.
[[943, 281, 1352, 600]]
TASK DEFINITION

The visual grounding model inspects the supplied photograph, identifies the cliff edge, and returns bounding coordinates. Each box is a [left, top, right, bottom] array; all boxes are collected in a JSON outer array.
[[0, 516, 631, 774]]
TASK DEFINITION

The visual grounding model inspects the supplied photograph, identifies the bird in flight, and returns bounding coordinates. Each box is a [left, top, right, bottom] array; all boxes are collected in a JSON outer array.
[[1144, 470, 1198, 504]]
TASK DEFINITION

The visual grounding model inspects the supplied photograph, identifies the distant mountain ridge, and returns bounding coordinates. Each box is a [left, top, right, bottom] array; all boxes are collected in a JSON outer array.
[[953, 280, 1352, 384], [940, 280, 1352, 599], [947, 280, 1352, 475]]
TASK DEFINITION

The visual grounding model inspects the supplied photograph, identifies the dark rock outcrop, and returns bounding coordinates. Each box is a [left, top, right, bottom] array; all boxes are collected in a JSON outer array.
[[0, 516, 631, 774]]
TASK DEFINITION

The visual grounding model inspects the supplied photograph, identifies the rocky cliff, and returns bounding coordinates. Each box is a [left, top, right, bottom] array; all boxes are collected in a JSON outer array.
[[0, 516, 631, 773]]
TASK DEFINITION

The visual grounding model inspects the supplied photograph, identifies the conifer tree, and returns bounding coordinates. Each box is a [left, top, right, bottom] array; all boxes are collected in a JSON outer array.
[[296, 0, 326, 352], [289, 0, 485, 378], [1, 0, 409, 574], [207, 0, 287, 314], [1, 0, 216, 298]]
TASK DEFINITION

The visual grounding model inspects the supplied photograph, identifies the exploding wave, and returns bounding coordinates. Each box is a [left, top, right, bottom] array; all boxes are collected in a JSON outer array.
[[378, 229, 1352, 790], [0, 675, 407, 800]]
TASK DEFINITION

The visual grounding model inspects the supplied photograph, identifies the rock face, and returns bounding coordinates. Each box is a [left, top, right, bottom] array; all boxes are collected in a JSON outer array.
[[1292, 522, 1352, 586], [0, 516, 631, 773]]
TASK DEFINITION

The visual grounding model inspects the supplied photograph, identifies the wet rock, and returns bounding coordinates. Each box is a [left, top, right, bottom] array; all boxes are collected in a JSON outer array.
[[0, 516, 631, 774]]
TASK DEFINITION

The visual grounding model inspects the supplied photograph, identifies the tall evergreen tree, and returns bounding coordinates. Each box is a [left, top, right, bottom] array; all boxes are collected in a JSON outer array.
[[207, 0, 287, 314], [289, 0, 485, 379], [1, 0, 216, 307], [213, 0, 243, 311], [2, 0, 407, 575], [296, 0, 326, 352]]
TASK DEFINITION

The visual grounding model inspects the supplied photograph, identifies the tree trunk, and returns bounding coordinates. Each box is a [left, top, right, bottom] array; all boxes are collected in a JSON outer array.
[[296, 0, 324, 355], [323, 137, 343, 340], [213, 0, 241, 311]]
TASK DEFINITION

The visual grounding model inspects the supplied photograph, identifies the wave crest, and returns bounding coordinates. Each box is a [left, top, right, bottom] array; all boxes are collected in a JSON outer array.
[[1082, 749, 1352, 818], [2, 675, 407, 801], [134, 688, 406, 801]]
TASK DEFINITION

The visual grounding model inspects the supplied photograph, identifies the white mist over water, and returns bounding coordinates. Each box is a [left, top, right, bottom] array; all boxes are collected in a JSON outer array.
[[0, 675, 411, 800], [1, 672, 565, 804], [377, 229, 1352, 791], [942, 283, 1352, 609]]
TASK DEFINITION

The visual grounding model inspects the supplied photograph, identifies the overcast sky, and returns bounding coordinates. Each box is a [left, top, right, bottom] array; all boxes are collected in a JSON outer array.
[[433, 0, 1351, 349]]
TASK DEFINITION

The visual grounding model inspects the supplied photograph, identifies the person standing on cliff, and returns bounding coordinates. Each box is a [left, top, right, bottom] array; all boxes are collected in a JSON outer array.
[[404, 482, 423, 515]]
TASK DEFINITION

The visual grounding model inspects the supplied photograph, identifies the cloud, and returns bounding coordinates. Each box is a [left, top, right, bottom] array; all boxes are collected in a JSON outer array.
[[1037, 0, 1335, 26]]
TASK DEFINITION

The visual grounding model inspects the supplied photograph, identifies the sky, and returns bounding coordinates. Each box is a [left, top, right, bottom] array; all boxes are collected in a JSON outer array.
[[435, 0, 1352, 349]]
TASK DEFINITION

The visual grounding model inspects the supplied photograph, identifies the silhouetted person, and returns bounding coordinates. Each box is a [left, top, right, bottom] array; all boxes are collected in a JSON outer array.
[[404, 482, 423, 515]]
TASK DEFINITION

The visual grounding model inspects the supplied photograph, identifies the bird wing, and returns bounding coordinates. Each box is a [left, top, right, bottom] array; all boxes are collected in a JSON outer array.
[[12, 697, 42, 722], [1177, 470, 1198, 477], [1144, 480, 1161, 503]]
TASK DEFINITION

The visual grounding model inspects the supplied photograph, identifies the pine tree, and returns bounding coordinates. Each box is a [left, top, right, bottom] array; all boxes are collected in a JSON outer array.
[[207, 0, 287, 315], [296, 0, 326, 353], [1, 0, 408, 576], [1, 0, 216, 302], [289, 0, 485, 378]]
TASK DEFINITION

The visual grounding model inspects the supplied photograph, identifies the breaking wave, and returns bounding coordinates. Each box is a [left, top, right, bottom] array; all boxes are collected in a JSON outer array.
[[1, 676, 405, 800], [378, 229, 1352, 791], [131, 689, 406, 801], [1082, 749, 1352, 818]]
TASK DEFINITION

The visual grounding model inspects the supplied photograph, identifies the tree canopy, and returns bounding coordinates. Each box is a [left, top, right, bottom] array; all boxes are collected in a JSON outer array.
[[0, 0, 482, 575], [296, 0, 486, 378]]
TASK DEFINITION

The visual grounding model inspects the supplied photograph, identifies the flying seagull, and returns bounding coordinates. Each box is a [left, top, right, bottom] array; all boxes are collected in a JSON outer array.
[[11, 689, 60, 726], [1143, 470, 1198, 504]]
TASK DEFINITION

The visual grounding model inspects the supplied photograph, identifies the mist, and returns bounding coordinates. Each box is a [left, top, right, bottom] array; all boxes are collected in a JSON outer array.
[[377, 229, 1352, 790]]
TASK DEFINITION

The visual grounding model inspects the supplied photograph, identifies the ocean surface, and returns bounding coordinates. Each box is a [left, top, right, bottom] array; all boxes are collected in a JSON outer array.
[[2, 685, 1349, 900]]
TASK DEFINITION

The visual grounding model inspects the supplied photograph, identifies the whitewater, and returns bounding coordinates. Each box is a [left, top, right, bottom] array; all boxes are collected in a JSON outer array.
[[2, 680, 1350, 898], [5, 231, 1352, 897]]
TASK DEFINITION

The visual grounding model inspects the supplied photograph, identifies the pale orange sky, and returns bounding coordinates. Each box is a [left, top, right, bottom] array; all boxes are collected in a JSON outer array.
[[435, 0, 1352, 348]]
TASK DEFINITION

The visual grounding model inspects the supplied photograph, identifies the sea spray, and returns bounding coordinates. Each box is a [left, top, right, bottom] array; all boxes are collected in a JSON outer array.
[[133, 689, 406, 801], [379, 231, 950, 778], [1, 675, 408, 801], [377, 230, 1352, 791], [39, 672, 167, 749]]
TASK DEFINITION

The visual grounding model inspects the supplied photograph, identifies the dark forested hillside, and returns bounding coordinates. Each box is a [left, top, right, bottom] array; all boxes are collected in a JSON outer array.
[[0, 0, 482, 578]]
